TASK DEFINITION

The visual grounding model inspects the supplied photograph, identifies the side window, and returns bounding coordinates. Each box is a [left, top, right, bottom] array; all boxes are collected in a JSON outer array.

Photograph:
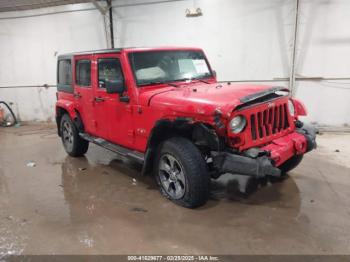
[[58, 60, 72, 85], [76, 60, 91, 87], [98, 58, 124, 88]]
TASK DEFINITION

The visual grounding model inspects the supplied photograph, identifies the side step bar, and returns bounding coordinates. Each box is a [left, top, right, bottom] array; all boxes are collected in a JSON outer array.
[[79, 133, 145, 164]]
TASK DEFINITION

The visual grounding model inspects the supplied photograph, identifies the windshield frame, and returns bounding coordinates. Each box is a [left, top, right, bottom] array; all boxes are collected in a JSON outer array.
[[127, 49, 214, 87]]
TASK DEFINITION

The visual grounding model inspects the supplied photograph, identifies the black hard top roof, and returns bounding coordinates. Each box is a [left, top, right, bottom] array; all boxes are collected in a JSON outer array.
[[57, 46, 202, 60], [58, 48, 124, 59]]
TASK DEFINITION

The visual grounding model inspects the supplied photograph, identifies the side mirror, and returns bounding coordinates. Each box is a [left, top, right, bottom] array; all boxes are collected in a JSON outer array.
[[105, 79, 125, 94], [212, 70, 217, 78]]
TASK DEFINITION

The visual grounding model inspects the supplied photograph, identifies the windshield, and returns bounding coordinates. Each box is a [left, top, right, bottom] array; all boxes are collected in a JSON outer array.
[[128, 50, 213, 86]]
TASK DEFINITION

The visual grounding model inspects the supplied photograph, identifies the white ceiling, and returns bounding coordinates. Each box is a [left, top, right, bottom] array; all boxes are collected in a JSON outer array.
[[0, 0, 99, 12]]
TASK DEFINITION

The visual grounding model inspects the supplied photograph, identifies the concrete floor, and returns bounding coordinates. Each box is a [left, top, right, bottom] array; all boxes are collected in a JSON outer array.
[[0, 123, 350, 255]]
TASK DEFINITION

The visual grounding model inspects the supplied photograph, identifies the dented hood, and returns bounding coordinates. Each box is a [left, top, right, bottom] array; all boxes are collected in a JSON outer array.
[[139, 82, 288, 117]]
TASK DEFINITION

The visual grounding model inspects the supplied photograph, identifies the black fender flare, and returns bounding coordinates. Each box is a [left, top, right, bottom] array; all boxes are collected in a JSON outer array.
[[142, 119, 221, 175]]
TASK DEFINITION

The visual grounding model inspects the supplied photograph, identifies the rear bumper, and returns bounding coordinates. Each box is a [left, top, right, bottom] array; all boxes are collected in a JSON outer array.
[[212, 124, 317, 178]]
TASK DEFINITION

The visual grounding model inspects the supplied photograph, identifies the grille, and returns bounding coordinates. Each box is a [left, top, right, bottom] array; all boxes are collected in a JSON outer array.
[[250, 103, 290, 140]]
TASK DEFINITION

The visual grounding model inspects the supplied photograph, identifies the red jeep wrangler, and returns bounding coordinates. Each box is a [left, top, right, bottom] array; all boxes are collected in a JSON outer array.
[[56, 47, 316, 208]]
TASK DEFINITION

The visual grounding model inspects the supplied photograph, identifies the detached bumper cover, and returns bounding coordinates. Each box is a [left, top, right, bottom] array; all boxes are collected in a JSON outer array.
[[213, 124, 317, 178], [213, 153, 281, 178]]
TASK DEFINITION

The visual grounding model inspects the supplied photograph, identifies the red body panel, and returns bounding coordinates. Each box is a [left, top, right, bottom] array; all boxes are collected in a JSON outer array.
[[73, 54, 96, 135], [56, 47, 310, 166], [92, 52, 134, 147], [55, 95, 76, 119], [261, 132, 307, 166], [143, 83, 276, 116], [291, 98, 307, 116]]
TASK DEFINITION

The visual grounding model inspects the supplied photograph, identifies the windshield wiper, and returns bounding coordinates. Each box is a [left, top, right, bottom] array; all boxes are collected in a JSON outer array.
[[174, 77, 210, 84], [165, 82, 179, 87], [139, 81, 178, 87], [192, 78, 210, 84]]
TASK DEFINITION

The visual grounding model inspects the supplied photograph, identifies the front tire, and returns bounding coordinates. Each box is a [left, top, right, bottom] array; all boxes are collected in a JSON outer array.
[[60, 114, 89, 157], [154, 137, 210, 208]]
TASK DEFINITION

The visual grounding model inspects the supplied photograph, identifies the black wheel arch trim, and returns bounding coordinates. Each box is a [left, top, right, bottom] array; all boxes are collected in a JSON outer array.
[[142, 118, 221, 175]]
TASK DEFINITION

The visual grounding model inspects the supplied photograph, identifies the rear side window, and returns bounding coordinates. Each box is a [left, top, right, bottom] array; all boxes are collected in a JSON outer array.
[[76, 60, 91, 87], [58, 60, 72, 85], [57, 59, 73, 93]]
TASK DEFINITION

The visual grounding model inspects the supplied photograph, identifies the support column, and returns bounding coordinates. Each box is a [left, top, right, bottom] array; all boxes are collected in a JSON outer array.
[[107, 0, 114, 48], [91, 0, 114, 48], [289, 0, 300, 97]]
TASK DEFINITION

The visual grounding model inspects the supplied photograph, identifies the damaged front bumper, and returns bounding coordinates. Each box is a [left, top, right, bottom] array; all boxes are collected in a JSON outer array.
[[212, 124, 317, 178], [213, 152, 282, 178]]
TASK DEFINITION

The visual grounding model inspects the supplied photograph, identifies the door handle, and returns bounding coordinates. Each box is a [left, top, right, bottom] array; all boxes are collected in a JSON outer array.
[[94, 97, 105, 102], [73, 93, 82, 98]]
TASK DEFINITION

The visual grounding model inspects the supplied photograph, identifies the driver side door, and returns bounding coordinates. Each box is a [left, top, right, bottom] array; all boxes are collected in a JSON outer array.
[[93, 53, 133, 147]]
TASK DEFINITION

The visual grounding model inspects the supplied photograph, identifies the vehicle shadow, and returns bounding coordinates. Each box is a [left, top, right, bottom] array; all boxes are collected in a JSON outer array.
[[208, 172, 301, 210], [60, 153, 301, 214]]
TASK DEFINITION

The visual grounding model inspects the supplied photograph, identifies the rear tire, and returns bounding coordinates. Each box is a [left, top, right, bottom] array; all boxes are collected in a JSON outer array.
[[154, 137, 210, 208], [60, 114, 89, 157]]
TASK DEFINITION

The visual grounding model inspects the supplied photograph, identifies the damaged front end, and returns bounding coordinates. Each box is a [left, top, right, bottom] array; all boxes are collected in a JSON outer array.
[[210, 120, 317, 179], [206, 86, 317, 179], [212, 151, 281, 178]]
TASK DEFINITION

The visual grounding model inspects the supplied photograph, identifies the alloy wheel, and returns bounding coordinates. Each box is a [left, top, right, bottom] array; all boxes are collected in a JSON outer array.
[[62, 120, 74, 152], [158, 153, 186, 199]]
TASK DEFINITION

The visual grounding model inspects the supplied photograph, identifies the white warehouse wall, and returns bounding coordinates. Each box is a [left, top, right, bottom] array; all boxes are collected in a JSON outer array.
[[0, 3, 107, 121], [293, 0, 350, 126], [114, 0, 295, 81], [0, 0, 349, 126]]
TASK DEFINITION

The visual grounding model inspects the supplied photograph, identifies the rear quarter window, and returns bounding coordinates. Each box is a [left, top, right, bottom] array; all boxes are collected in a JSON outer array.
[[57, 59, 73, 93], [76, 60, 91, 87]]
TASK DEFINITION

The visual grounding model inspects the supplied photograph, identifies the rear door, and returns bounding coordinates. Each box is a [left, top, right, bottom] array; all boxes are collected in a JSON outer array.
[[93, 53, 133, 147], [73, 55, 96, 135]]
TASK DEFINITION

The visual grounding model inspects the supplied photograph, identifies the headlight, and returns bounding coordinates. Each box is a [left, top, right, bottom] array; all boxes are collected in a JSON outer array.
[[288, 99, 295, 116], [229, 115, 246, 134]]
